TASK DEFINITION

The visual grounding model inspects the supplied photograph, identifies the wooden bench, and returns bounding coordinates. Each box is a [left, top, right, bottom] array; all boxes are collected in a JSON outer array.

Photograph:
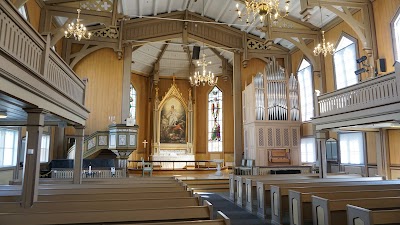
[[255, 177, 384, 218], [312, 196, 400, 225], [269, 180, 400, 224], [0, 200, 215, 225], [0, 197, 200, 213], [289, 189, 400, 225], [0, 189, 194, 202], [109, 211, 231, 225], [347, 205, 400, 225]]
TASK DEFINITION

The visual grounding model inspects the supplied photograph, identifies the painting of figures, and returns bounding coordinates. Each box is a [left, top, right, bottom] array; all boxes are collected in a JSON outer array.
[[160, 97, 186, 143]]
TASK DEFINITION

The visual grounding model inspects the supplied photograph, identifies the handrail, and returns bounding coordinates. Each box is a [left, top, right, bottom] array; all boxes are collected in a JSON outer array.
[[128, 160, 225, 171], [316, 72, 399, 117]]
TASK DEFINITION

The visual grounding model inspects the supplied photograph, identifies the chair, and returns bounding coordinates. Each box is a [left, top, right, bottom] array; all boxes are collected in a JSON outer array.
[[142, 158, 153, 177]]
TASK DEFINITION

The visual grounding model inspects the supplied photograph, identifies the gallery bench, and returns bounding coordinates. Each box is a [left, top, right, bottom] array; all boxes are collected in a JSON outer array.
[[347, 205, 400, 225], [289, 188, 400, 225], [0, 200, 214, 225], [268, 180, 400, 224], [312, 196, 400, 225]]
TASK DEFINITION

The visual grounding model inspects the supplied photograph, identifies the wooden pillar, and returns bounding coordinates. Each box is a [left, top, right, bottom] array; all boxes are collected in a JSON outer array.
[[53, 127, 65, 159], [73, 126, 85, 184], [377, 129, 390, 179], [316, 130, 328, 178], [21, 109, 45, 208], [121, 44, 133, 123], [233, 51, 243, 166]]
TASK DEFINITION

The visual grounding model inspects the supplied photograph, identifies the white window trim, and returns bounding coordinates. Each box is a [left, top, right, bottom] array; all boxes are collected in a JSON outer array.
[[391, 7, 400, 62], [301, 137, 316, 163], [40, 134, 51, 163], [0, 128, 19, 168], [339, 132, 365, 165], [333, 33, 359, 90], [297, 59, 314, 122]]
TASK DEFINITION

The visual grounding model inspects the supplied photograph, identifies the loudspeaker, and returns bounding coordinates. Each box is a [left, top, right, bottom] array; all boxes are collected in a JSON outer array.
[[192, 46, 200, 60], [376, 58, 386, 73]]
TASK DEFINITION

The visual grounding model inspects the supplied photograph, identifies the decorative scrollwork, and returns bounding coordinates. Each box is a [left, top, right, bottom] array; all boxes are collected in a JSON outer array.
[[80, 0, 113, 12], [92, 26, 119, 39], [247, 39, 269, 50]]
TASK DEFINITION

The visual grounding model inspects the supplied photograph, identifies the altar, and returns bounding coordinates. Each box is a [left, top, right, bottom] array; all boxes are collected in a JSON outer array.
[[151, 79, 195, 168]]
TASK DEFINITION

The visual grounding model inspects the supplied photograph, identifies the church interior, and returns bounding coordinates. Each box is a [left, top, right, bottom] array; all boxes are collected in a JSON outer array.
[[1, 0, 400, 224]]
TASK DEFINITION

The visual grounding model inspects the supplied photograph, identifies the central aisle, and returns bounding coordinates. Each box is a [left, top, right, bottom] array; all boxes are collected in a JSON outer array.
[[199, 192, 270, 225]]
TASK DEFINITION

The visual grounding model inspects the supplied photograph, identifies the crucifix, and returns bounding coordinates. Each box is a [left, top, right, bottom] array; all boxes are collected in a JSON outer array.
[[142, 140, 148, 149]]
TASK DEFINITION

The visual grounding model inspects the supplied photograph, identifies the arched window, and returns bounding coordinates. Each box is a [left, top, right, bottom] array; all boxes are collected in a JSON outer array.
[[297, 59, 314, 122], [208, 86, 223, 152], [129, 84, 137, 122], [392, 8, 400, 61], [333, 34, 358, 89]]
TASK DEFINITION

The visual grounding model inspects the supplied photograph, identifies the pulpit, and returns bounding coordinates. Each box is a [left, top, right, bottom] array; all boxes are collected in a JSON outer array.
[[108, 124, 139, 177]]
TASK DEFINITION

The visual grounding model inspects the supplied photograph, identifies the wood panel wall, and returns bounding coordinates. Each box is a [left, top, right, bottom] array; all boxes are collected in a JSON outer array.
[[241, 58, 266, 91], [388, 130, 400, 166], [366, 132, 377, 165], [25, 0, 41, 32], [72, 48, 123, 135], [373, 0, 400, 73]]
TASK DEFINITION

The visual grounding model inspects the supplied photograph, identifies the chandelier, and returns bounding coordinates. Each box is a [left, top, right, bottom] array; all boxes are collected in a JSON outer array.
[[313, 31, 335, 57], [313, 4, 335, 57], [189, 52, 218, 86], [235, 0, 290, 24], [64, 9, 92, 41]]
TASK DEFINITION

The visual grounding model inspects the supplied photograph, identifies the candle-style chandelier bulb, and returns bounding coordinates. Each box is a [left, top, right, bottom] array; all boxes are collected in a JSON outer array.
[[64, 9, 92, 41]]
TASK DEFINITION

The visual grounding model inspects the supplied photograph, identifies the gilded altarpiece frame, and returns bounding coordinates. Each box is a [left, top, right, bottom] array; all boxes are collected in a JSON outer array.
[[152, 82, 194, 159]]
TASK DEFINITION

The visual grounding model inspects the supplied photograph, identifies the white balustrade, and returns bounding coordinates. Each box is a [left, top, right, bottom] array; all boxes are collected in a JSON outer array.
[[51, 169, 124, 179], [318, 73, 398, 116]]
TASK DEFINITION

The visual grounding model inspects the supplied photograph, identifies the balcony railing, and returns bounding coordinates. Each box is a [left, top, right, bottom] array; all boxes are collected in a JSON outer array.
[[0, 0, 88, 123], [317, 71, 399, 117]]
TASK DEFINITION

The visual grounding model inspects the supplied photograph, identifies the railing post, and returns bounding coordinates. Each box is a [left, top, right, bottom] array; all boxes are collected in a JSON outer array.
[[40, 33, 51, 77]]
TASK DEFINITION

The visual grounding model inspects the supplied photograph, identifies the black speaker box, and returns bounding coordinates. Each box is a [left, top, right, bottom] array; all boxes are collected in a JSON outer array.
[[192, 46, 200, 60], [376, 58, 386, 73]]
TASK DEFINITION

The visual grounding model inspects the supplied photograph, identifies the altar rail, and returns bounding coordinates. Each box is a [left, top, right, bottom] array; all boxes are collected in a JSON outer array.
[[0, 0, 88, 124], [235, 166, 312, 175], [128, 160, 226, 171], [317, 72, 398, 117], [50, 168, 125, 179]]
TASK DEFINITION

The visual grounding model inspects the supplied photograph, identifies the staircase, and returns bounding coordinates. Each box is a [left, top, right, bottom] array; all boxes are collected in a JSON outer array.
[[67, 131, 110, 159]]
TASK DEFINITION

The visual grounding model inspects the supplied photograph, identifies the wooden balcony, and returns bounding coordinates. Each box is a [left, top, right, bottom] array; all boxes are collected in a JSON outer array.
[[312, 62, 400, 130], [0, 0, 88, 125]]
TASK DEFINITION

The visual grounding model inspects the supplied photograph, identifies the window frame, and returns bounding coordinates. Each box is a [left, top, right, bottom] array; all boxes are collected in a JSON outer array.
[[18, 4, 29, 21], [129, 83, 137, 123], [296, 57, 315, 122], [300, 137, 317, 163], [0, 128, 19, 168], [390, 7, 400, 62], [207, 86, 223, 153], [332, 32, 360, 90], [40, 133, 51, 163], [338, 132, 366, 165]]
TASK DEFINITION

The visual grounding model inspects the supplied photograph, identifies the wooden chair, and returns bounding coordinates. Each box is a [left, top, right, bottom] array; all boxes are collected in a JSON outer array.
[[142, 159, 153, 177]]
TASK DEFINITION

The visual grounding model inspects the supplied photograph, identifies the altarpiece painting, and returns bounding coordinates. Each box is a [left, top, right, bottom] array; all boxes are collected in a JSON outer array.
[[160, 97, 186, 143]]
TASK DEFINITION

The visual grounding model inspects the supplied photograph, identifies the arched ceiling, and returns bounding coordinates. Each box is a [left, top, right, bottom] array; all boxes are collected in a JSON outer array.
[[45, 0, 344, 77]]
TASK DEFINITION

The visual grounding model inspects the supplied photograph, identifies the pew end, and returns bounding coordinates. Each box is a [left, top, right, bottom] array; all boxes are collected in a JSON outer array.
[[216, 210, 231, 225], [203, 200, 214, 220]]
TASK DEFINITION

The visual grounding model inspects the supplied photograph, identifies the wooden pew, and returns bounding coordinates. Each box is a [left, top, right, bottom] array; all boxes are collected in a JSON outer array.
[[289, 189, 400, 225], [0, 190, 194, 202], [115, 211, 231, 225], [347, 205, 400, 225], [312, 196, 400, 225], [268, 180, 400, 224], [255, 177, 384, 218], [0, 200, 215, 225], [0, 197, 200, 213], [242, 175, 356, 210]]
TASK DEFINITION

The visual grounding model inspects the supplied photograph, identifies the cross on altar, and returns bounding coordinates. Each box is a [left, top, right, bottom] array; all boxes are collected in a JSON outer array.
[[142, 140, 148, 148]]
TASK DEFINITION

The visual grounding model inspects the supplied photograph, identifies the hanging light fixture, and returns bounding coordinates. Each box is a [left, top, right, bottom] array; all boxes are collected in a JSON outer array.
[[235, 0, 290, 24], [189, 0, 217, 87], [190, 51, 218, 86], [64, 9, 92, 41], [313, 3, 335, 57]]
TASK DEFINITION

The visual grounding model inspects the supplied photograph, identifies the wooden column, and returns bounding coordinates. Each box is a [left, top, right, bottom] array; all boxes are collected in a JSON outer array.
[[22, 109, 45, 208], [73, 126, 85, 184], [316, 130, 328, 178], [53, 127, 65, 159], [377, 129, 390, 179], [121, 44, 133, 123], [233, 51, 243, 166]]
